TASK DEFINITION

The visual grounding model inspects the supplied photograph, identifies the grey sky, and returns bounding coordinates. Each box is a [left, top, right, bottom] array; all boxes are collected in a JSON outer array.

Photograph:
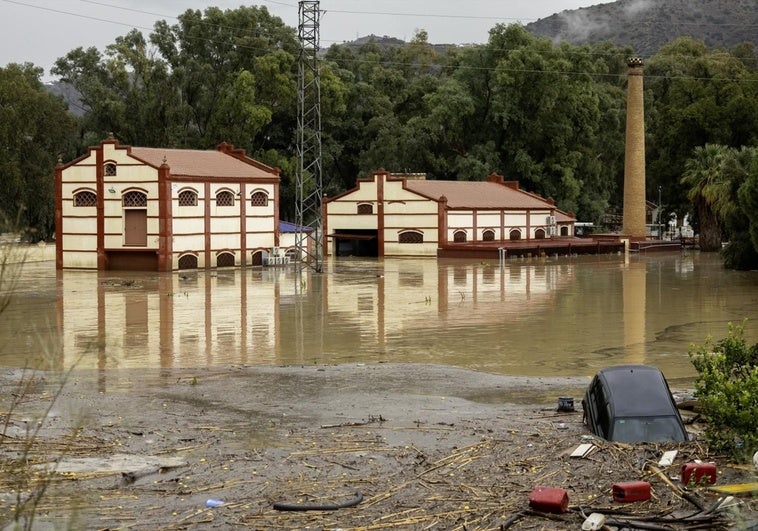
[[1, 0, 614, 80]]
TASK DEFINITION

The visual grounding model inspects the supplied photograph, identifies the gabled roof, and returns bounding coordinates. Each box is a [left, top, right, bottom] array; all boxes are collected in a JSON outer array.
[[130, 146, 279, 180], [402, 174, 573, 219], [404, 179, 552, 209]]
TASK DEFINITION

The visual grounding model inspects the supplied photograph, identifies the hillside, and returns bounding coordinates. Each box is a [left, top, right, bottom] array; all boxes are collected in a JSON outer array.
[[525, 0, 758, 57]]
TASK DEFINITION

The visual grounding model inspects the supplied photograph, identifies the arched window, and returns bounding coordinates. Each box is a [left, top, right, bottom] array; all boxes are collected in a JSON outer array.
[[178, 254, 198, 270], [534, 228, 546, 239], [482, 229, 495, 241], [251, 250, 263, 266], [216, 190, 234, 207], [251, 191, 268, 207], [123, 191, 147, 207], [357, 203, 373, 214], [178, 190, 198, 206], [453, 230, 467, 243], [399, 230, 423, 244], [104, 162, 117, 176], [285, 248, 300, 261], [73, 190, 97, 207], [509, 229, 522, 241], [216, 252, 235, 267], [560, 226, 569, 236]]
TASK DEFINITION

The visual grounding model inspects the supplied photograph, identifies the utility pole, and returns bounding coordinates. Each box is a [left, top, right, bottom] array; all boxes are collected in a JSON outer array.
[[658, 185, 662, 239], [296, 1, 323, 273]]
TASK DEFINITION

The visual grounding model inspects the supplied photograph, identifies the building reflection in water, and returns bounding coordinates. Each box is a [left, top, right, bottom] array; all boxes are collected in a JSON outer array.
[[11, 253, 755, 385], [52, 254, 671, 385]]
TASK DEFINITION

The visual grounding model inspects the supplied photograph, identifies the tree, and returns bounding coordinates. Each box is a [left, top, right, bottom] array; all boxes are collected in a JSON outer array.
[[150, 5, 298, 150], [646, 37, 758, 220], [731, 147, 758, 269], [689, 321, 758, 461], [681, 144, 735, 251], [486, 26, 627, 218], [0, 64, 77, 241]]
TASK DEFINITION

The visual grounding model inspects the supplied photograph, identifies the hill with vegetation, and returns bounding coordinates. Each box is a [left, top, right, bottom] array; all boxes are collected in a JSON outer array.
[[526, 0, 758, 57]]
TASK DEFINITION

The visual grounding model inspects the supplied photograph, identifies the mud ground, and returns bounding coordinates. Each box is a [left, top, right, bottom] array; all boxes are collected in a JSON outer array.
[[1, 363, 756, 530]]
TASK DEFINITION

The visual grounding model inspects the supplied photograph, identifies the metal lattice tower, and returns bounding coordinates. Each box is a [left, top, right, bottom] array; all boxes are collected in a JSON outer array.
[[296, 1, 323, 273]]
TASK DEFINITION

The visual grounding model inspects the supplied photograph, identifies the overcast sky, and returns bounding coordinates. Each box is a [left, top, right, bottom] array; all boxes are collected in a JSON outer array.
[[1, 0, 615, 80]]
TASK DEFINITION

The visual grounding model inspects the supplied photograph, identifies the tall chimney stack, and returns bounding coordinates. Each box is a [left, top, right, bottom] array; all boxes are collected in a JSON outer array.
[[622, 57, 647, 239]]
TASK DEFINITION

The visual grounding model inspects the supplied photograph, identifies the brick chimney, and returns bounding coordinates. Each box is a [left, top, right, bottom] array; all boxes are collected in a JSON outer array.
[[623, 57, 647, 239]]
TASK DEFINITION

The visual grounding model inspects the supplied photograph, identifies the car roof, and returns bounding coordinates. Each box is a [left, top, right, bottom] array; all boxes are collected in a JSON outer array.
[[597, 365, 678, 417]]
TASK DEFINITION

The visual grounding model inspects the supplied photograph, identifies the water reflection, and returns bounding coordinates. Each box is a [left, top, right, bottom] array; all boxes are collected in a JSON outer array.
[[2, 253, 758, 383]]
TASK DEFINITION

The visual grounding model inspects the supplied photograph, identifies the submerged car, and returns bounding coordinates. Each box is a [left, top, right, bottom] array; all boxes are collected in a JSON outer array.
[[582, 365, 688, 443]]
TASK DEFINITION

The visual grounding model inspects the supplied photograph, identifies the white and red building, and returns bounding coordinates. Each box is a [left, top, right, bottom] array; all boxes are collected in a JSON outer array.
[[323, 170, 577, 258], [55, 136, 283, 270]]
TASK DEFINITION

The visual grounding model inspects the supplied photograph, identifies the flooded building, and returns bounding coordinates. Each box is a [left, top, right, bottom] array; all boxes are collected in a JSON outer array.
[[323, 170, 576, 258], [55, 136, 282, 271]]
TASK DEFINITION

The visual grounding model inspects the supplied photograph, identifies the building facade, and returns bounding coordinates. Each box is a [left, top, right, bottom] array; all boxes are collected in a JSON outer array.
[[55, 136, 281, 270], [323, 170, 575, 257]]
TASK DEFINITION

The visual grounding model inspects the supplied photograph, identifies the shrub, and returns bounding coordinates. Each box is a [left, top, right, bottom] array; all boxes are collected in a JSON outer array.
[[689, 321, 758, 461]]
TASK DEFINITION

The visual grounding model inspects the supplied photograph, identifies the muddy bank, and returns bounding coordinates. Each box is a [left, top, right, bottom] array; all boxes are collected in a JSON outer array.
[[0, 363, 756, 530]]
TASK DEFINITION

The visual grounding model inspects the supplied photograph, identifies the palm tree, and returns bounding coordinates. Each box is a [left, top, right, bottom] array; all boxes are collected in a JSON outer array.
[[680, 144, 732, 252]]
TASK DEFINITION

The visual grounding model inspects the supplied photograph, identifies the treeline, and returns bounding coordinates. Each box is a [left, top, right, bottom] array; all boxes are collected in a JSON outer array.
[[2, 6, 758, 267]]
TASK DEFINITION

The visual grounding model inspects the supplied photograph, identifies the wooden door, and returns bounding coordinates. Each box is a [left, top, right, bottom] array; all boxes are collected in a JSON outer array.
[[124, 209, 147, 246]]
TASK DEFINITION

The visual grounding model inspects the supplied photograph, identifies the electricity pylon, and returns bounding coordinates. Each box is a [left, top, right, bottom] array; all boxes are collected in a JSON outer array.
[[295, 1, 323, 273]]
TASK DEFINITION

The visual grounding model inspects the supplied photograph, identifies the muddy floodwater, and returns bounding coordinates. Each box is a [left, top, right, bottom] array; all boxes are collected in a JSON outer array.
[[2, 251, 758, 386]]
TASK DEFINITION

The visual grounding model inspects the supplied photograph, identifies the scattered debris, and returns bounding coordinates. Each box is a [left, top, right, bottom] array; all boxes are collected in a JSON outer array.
[[709, 482, 758, 496], [612, 481, 651, 502], [571, 443, 597, 458], [681, 461, 718, 485], [658, 449, 678, 466], [529, 486, 569, 513], [273, 491, 363, 511]]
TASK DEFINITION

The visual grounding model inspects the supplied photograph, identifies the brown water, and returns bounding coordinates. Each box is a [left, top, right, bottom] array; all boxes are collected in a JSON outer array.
[[2, 252, 757, 385]]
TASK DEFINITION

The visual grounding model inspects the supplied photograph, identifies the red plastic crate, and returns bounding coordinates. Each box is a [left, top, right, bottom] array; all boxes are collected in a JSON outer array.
[[612, 481, 651, 502], [681, 462, 717, 485], [529, 486, 569, 513]]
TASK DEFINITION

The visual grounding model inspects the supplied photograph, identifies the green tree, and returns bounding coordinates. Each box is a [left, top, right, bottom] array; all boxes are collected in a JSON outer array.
[[647, 37, 758, 221], [0, 64, 77, 241], [487, 25, 627, 218], [207, 70, 272, 147], [680, 144, 731, 251], [689, 321, 758, 461], [732, 147, 758, 269], [150, 5, 298, 150]]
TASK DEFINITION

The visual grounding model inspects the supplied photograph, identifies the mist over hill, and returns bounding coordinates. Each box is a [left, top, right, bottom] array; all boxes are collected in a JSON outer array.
[[525, 0, 758, 57]]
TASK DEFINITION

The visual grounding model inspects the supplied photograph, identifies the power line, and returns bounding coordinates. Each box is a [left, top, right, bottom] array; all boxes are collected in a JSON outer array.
[[3, 0, 756, 84]]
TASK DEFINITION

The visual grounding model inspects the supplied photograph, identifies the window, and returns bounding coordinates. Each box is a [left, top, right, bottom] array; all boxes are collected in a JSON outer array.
[[509, 229, 521, 241], [251, 250, 263, 266], [178, 190, 198, 206], [357, 203, 373, 215], [399, 230, 423, 244], [216, 190, 234, 206], [178, 254, 198, 270], [74, 190, 97, 207], [104, 163, 117, 176], [216, 252, 235, 267], [453, 230, 467, 243], [482, 229, 495, 241], [123, 191, 147, 207], [251, 191, 268, 207], [534, 228, 546, 239], [560, 226, 569, 236]]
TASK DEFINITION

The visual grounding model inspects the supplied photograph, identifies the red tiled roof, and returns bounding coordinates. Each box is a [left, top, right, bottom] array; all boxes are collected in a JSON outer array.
[[404, 180, 555, 210], [129, 146, 278, 179]]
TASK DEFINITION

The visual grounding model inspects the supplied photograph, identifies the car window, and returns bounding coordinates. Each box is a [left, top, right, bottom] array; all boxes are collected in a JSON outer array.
[[592, 382, 609, 437], [611, 416, 685, 443]]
